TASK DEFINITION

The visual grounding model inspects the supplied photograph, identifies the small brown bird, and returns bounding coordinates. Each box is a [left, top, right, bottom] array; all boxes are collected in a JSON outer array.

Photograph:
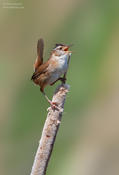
[[31, 38, 72, 108]]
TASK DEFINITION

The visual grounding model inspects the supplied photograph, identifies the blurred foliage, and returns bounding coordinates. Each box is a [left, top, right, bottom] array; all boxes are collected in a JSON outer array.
[[0, 0, 119, 175]]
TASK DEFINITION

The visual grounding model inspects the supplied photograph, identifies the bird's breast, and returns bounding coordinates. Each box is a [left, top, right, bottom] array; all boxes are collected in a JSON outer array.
[[55, 54, 68, 72], [47, 54, 69, 84]]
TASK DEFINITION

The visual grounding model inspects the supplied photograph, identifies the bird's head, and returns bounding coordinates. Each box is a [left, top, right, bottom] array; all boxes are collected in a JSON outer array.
[[52, 44, 72, 56]]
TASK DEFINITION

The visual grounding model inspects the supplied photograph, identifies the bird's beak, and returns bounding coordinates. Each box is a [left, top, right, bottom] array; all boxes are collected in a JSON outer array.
[[64, 46, 72, 53], [64, 46, 69, 51]]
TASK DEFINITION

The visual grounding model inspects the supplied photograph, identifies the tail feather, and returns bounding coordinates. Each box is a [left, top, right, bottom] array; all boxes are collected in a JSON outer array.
[[34, 38, 44, 71]]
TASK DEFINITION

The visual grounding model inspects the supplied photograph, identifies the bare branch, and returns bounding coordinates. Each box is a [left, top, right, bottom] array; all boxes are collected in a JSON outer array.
[[30, 84, 70, 175]]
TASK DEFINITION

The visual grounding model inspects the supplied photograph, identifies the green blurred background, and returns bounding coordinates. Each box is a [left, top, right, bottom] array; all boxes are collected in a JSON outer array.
[[0, 0, 119, 175]]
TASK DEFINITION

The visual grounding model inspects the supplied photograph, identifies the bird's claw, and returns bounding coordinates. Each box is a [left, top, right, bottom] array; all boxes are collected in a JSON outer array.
[[48, 101, 59, 110], [51, 102, 59, 110], [60, 77, 67, 84]]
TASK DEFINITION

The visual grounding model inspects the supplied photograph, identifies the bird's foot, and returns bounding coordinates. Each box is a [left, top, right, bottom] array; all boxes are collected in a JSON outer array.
[[48, 100, 59, 110], [60, 77, 67, 84]]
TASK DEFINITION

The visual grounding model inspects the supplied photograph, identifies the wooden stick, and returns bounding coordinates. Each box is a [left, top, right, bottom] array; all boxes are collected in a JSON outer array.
[[30, 84, 70, 175]]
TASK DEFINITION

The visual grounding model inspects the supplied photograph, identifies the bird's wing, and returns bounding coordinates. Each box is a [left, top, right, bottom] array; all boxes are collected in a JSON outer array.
[[31, 61, 49, 80], [34, 38, 44, 71]]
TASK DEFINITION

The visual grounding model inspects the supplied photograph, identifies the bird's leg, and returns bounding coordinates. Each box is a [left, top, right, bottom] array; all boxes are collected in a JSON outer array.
[[50, 77, 67, 86], [61, 76, 66, 84], [62, 73, 67, 84], [41, 90, 59, 110]]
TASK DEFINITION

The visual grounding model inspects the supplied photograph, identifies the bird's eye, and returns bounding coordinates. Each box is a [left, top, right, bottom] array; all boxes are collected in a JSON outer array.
[[59, 47, 62, 50]]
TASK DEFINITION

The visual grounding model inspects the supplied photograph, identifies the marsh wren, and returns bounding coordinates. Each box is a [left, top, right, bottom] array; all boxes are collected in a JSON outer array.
[[31, 38, 72, 109]]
